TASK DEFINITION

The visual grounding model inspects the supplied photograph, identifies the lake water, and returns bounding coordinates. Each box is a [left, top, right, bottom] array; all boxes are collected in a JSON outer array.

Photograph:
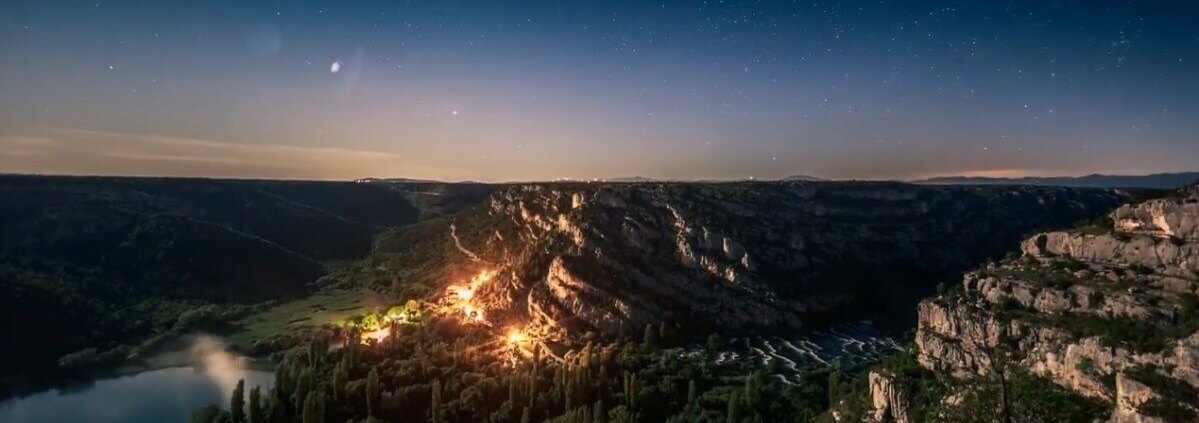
[[0, 337, 273, 423]]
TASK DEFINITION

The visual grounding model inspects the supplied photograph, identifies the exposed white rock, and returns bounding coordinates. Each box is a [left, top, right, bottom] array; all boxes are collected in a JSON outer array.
[[1023, 232, 1199, 276], [1112, 195, 1199, 241], [868, 370, 913, 423], [1112, 373, 1164, 423], [916, 187, 1199, 421]]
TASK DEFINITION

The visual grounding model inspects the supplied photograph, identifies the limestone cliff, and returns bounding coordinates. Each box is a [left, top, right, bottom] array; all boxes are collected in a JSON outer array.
[[443, 181, 1126, 340], [900, 185, 1199, 422]]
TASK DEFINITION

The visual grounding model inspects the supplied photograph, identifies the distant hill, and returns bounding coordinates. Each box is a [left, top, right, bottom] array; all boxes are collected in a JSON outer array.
[[355, 177, 476, 184], [605, 176, 658, 182], [780, 174, 827, 182], [914, 172, 1199, 189]]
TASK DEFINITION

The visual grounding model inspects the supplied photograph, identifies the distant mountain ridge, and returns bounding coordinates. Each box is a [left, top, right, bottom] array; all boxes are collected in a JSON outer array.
[[915, 172, 1199, 189], [781, 174, 826, 181]]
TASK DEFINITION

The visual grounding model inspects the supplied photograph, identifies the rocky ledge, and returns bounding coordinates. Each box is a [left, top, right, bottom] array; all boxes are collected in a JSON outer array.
[[873, 185, 1199, 422]]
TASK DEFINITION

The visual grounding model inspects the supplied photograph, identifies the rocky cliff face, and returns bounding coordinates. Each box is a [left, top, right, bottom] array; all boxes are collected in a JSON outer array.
[[443, 181, 1127, 340], [906, 185, 1199, 422], [868, 370, 914, 423]]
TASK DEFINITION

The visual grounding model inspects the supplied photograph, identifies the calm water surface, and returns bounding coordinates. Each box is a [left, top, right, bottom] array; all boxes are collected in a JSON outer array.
[[0, 337, 273, 423]]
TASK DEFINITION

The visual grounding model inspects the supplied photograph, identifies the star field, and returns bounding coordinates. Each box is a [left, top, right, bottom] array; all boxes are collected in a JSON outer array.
[[0, 0, 1196, 181]]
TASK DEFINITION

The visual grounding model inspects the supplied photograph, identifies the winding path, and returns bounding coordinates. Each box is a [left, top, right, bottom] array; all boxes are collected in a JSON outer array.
[[449, 222, 483, 263]]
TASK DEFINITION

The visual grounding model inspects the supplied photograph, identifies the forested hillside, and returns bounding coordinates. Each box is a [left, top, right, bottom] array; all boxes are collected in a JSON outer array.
[[0, 175, 488, 393]]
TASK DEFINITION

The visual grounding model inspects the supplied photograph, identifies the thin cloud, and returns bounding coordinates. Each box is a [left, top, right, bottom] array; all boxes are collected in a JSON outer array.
[[0, 128, 461, 181]]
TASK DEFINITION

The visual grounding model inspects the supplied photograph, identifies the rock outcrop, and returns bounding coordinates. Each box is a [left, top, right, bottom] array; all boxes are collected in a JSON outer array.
[[868, 370, 913, 423], [448, 181, 1127, 339], [908, 185, 1199, 422]]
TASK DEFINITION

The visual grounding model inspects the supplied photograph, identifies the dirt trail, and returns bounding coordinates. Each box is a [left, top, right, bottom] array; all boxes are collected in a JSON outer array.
[[449, 222, 483, 263]]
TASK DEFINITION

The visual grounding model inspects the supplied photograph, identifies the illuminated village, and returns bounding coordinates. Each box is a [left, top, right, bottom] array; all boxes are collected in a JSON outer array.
[[350, 268, 539, 366]]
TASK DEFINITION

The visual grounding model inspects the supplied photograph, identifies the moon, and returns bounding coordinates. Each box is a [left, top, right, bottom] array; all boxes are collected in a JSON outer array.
[[330, 61, 341, 73]]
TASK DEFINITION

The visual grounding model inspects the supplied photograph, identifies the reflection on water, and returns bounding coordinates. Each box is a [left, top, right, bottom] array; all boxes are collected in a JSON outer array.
[[0, 336, 273, 423]]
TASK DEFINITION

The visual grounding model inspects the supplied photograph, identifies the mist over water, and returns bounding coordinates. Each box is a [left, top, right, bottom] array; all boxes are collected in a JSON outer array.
[[0, 335, 273, 423], [190, 335, 259, 401]]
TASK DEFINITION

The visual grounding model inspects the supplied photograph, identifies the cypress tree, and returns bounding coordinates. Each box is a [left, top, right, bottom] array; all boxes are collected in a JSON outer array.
[[622, 372, 637, 411], [301, 391, 323, 423], [744, 372, 762, 412], [366, 366, 381, 418], [248, 386, 263, 423], [565, 378, 575, 413], [509, 375, 519, 405], [332, 359, 348, 403], [593, 399, 607, 423], [293, 368, 312, 412], [268, 388, 287, 423], [231, 379, 245, 423], [726, 392, 740, 423], [641, 323, 658, 350], [529, 348, 541, 410], [828, 366, 842, 407], [431, 379, 443, 423]]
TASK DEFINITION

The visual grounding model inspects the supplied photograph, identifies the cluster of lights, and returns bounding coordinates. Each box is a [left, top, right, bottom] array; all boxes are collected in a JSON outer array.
[[353, 269, 546, 366], [444, 269, 495, 324], [344, 271, 546, 370]]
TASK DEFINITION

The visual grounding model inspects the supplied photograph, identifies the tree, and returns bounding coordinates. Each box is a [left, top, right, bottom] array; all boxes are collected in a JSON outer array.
[[827, 366, 841, 407], [307, 336, 326, 367], [231, 379, 245, 423], [744, 372, 764, 415], [726, 391, 741, 423], [687, 379, 698, 407], [292, 368, 312, 411], [362, 313, 382, 331], [301, 391, 323, 423], [332, 359, 349, 403], [593, 399, 607, 423], [248, 386, 263, 423], [622, 371, 638, 410], [431, 379, 444, 423], [642, 323, 658, 350], [366, 366, 381, 418]]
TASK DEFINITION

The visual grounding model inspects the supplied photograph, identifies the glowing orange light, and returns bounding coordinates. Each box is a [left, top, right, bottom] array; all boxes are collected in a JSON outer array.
[[506, 329, 528, 345], [452, 286, 474, 301], [442, 269, 496, 325], [360, 327, 389, 343]]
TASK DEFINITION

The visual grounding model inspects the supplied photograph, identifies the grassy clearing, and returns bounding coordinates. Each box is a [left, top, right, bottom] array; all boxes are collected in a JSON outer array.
[[225, 288, 390, 349]]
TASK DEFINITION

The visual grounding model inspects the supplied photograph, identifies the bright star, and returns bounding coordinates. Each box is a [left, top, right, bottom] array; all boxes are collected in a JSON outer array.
[[330, 61, 341, 73]]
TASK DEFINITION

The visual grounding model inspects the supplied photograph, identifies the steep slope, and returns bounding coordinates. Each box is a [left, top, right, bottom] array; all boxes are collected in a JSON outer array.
[[434, 182, 1129, 340], [868, 185, 1199, 422]]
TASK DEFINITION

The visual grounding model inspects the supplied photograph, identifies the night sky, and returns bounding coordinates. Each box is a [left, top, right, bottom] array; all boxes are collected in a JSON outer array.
[[1, 0, 1196, 181]]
